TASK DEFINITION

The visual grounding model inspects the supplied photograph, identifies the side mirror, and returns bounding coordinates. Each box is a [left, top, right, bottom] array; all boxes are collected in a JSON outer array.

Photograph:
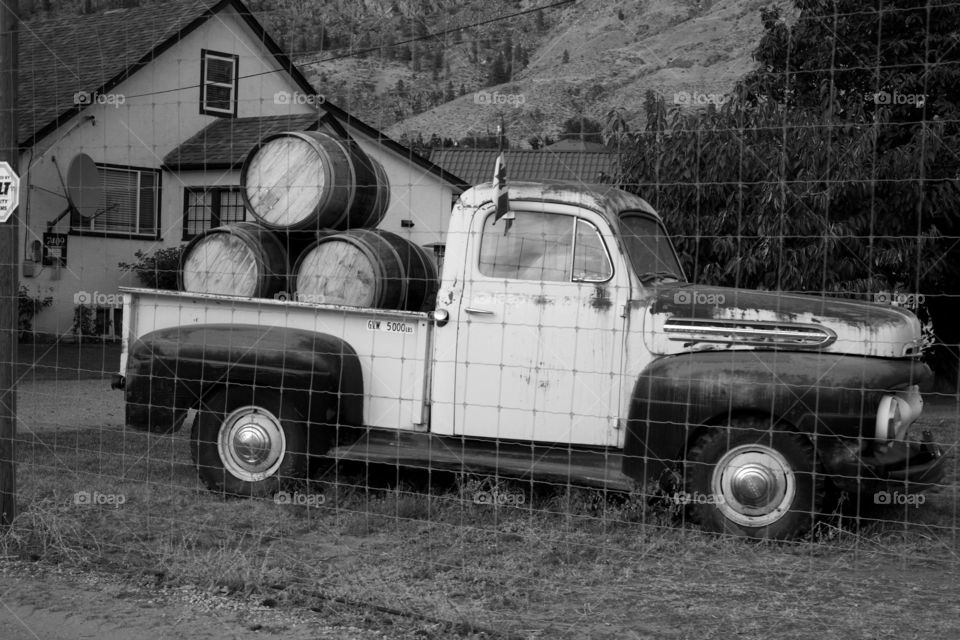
[[428, 308, 450, 327]]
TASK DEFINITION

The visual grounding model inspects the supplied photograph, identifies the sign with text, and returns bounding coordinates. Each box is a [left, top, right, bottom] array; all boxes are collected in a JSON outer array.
[[43, 232, 68, 266], [0, 162, 19, 223]]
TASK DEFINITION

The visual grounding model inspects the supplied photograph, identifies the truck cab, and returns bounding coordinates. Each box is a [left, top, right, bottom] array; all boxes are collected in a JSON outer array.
[[117, 181, 946, 540], [429, 181, 671, 448]]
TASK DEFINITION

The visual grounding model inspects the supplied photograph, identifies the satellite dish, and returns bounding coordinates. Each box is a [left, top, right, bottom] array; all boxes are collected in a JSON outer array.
[[65, 153, 103, 220]]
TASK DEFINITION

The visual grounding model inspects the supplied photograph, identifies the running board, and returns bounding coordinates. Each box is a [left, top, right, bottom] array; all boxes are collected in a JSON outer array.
[[327, 430, 635, 492]]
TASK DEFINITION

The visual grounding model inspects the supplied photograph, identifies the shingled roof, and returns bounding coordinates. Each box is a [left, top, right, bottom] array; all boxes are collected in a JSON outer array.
[[428, 148, 619, 187], [17, 0, 222, 147], [163, 113, 321, 170]]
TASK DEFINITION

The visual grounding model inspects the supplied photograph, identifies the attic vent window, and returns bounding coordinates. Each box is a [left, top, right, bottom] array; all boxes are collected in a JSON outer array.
[[200, 49, 238, 117]]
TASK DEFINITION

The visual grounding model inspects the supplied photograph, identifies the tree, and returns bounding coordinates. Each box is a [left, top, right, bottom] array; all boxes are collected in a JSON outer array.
[[487, 54, 509, 84], [602, 107, 630, 151], [619, 1, 960, 380], [459, 134, 507, 149], [528, 135, 555, 150], [559, 116, 603, 143], [514, 43, 529, 69], [562, 49, 570, 64], [743, 3, 960, 133], [739, 0, 960, 378]]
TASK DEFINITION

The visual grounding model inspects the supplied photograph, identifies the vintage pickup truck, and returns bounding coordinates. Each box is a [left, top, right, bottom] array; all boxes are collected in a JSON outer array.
[[114, 181, 945, 540]]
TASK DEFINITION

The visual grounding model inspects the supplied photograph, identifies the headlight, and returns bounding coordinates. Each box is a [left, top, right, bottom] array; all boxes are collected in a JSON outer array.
[[875, 385, 923, 442]]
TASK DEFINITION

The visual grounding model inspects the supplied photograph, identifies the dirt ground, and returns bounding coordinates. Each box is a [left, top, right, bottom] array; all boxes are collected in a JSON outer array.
[[0, 561, 388, 640]]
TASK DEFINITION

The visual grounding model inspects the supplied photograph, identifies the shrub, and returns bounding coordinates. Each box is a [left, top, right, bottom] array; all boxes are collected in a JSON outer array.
[[17, 284, 53, 339], [71, 305, 96, 339], [118, 246, 183, 290]]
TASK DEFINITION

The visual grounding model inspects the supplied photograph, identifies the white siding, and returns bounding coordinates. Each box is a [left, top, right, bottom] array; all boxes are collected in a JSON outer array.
[[17, 5, 453, 337]]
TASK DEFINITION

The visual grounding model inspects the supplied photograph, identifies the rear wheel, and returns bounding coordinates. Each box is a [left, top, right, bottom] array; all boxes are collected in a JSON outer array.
[[192, 387, 309, 497], [685, 418, 824, 540]]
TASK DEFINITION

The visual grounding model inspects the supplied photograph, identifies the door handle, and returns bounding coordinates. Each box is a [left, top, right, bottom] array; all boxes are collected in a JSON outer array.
[[464, 307, 495, 315]]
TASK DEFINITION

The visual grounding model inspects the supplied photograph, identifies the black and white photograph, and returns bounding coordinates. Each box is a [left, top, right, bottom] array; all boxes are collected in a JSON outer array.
[[0, 0, 958, 637]]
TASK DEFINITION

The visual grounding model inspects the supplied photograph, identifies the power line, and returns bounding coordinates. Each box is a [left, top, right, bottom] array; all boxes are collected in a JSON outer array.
[[121, 0, 575, 101]]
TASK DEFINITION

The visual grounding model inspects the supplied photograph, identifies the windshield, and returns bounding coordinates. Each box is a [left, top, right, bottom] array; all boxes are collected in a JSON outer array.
[[618, 212, 685, 282]]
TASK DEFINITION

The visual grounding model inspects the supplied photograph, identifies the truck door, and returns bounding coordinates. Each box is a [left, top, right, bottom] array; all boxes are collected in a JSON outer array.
[[451, 204, 630, 447]]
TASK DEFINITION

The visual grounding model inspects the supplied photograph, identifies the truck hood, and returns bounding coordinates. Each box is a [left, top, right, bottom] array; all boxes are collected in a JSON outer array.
[[642, 283, 922, 358]]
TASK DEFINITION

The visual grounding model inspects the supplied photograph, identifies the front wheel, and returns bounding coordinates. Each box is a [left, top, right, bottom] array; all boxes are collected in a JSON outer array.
[[192, 387, 309, 497], [684, 418, 824, 540]]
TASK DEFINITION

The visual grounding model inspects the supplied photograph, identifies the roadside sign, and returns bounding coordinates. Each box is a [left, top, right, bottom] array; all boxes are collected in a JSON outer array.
[[0, 162, 20, 223]]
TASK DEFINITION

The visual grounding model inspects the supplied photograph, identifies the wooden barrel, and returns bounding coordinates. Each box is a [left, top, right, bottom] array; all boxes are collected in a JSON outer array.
[[361, 154, 390, 228], [179, 222, 289, 298], [240, 131, 386, 231], [293, 229, 438, 311]]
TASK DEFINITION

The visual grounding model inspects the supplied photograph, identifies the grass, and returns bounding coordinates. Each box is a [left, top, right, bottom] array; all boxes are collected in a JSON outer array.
[[3, 410, 959, 639]]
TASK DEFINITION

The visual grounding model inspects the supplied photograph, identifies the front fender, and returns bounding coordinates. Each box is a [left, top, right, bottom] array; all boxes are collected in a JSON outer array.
[[622, 350, 931, 484], [124, 324, 363, 433]]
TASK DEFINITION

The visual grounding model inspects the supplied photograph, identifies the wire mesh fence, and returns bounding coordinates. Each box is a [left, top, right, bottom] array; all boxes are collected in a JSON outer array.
[[3, 0, 960, 638]]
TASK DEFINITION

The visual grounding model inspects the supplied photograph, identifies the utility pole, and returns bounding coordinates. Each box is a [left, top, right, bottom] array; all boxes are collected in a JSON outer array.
[[0, 0, 19, 528]]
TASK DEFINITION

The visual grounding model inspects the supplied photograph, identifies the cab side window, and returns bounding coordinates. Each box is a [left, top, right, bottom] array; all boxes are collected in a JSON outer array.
[[479, 212, 612, 282]]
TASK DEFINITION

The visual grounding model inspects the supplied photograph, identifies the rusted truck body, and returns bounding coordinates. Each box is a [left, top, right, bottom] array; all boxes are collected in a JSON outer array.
[[116, 181, 945, 539]]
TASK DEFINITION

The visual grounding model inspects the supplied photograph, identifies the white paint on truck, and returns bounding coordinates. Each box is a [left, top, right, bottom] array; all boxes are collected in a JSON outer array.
[[119, 288, 431, 429]]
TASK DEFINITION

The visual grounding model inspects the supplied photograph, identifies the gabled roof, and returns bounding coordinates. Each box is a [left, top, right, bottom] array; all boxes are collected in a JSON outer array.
[[429, 148, 619, 187], [16, 0, 467, 191], [17, 0, 222, 148], [163, 113, 320, 170]]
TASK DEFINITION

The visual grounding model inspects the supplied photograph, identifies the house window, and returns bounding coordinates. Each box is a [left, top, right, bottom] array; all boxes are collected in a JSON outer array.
[[183, 187, 248, 239], [200, 49, 238, 116], [70, 164, 160, 237], [479, 211, 612, 282]]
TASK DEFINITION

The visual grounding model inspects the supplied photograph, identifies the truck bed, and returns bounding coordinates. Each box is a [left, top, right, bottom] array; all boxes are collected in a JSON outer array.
[[120, 287, 432, 431]]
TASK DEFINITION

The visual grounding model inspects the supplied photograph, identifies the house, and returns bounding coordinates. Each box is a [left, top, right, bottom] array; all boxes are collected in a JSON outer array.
[[16, 0, 466, 339], [428, 147, 619, 186]]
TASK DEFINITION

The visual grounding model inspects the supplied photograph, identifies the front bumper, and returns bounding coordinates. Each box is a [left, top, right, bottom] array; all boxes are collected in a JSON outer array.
[[822, 430, 946, 493]]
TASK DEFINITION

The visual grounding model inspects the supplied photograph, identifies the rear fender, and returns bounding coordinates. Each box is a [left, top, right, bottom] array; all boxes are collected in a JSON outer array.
[[124, 324, 363, 434]]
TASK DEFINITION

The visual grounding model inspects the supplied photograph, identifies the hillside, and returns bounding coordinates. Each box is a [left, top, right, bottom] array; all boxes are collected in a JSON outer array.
[[295, 0, 794, 147], [23, 0, 793, 147]]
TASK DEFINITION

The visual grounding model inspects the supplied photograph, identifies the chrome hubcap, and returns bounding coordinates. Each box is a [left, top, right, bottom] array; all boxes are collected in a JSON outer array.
[[218, 406, 286, 482], [712, 444, 795, 527]]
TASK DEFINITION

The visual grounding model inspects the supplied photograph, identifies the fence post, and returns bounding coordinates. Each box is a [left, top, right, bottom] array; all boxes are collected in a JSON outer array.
[[0, 0, 19, 528]]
